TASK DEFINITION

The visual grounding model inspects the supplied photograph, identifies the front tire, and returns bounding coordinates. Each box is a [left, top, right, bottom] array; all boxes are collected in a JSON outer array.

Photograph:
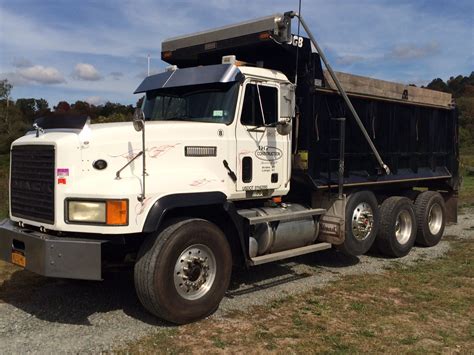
[[134, 218, 232, 324], [376, 197, 417, 257]]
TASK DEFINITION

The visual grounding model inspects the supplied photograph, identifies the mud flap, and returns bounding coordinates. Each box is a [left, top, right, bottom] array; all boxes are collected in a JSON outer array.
[[316, 196, 346, 245], [443, 191, 458, 224]]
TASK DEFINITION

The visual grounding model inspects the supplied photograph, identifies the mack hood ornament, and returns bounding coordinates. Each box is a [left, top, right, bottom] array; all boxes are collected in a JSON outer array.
[[32, 123, 44, 138]]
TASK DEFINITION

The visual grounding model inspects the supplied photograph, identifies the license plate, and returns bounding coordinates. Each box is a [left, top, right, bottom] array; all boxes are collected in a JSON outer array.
[[11, 251, 26, 268]]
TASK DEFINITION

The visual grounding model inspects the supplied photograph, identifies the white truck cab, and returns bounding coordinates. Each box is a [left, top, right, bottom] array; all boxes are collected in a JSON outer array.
[[8, 63, 295, 235]]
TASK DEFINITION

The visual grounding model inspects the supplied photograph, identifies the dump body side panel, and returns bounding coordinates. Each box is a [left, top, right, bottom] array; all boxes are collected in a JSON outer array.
[[297, 92, 459, 191]]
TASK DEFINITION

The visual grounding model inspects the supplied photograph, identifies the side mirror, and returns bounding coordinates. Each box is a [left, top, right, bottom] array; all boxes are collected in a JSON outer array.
[[133, 108, 145, 132], [276, 119, 292, 136]]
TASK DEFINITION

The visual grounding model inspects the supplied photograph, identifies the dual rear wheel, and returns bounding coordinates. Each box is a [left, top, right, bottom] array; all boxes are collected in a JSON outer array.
[[342, 190, 446, 257]]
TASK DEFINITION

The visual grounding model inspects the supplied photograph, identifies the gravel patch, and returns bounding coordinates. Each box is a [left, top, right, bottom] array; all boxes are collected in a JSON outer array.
[[219, 241, 452, 314], [0, 209, 472, 353]]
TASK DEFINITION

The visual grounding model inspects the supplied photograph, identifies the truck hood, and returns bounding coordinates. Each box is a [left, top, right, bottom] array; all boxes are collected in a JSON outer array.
[[14, 119, 222, 147]]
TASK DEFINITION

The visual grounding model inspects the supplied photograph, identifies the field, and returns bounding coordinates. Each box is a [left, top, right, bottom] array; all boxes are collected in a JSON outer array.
[[123, 235, 473, 353]]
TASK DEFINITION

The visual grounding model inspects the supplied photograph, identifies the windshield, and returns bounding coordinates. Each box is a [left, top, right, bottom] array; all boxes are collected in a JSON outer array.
[[143, 82, 239, 124]]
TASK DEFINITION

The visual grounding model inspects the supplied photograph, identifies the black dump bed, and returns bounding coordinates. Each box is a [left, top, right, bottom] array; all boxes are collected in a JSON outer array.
[[161, 14, 459, 193]]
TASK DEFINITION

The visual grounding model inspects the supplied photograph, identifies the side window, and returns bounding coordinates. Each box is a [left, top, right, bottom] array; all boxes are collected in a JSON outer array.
[[240, 84, 278, 126]]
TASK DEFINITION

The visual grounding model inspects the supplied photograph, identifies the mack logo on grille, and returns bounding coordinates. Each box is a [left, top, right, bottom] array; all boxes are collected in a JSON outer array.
[[11, 179, 53, 194]]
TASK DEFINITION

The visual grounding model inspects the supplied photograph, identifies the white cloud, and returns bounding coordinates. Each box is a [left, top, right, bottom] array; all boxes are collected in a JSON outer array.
[[1, 72, 29, 86], [18, 65, 65, 84], [73, 63, 101, 81], [387, 42, 440, 60], [85, 96, 104, 105], [2, 65, 65, 85]]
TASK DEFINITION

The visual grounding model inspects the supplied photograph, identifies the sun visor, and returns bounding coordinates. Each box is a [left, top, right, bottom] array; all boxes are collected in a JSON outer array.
[[31, 115, 90, 130], [134, 64, 242, 94]]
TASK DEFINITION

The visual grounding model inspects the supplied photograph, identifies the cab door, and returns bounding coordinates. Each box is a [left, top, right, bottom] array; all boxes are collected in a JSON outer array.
[[235, 81, 289, 194]]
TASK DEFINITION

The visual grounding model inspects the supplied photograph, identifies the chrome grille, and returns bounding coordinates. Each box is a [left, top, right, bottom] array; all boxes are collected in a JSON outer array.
[[10, 145, 55, 224]]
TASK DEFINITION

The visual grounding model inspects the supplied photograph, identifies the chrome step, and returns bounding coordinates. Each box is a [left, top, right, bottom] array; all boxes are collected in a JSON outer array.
[[250, 242, 332, 266]]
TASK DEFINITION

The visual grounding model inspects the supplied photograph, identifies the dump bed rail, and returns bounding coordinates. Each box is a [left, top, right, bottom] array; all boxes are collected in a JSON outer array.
[[321, 71, 453, 109]]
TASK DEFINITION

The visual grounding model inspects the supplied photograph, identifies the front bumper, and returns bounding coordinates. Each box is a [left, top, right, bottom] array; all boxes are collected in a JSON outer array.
[[0, 219, 106, 280]]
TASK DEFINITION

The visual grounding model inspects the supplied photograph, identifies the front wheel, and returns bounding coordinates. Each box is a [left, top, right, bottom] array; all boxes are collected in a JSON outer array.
[[134, 218, 232, 324]]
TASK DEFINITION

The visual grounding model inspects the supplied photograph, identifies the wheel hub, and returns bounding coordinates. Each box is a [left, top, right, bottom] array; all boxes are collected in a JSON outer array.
[[351, 202, 374, 241], [428, 203, 443, 235], [186, 261, 203, 282], [174, 244, 216, 300], [395, 210, 413, 245]]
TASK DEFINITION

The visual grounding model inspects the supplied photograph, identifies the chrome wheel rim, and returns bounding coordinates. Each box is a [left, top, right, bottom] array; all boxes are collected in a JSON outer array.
[[395, 210, 413, 245], [428, 203, 443, 235], [173, 244, 216, 301], [351, 202, 374, 241]]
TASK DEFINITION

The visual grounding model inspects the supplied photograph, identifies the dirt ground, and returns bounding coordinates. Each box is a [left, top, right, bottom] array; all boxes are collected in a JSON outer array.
[[0, 208, 472, 353]]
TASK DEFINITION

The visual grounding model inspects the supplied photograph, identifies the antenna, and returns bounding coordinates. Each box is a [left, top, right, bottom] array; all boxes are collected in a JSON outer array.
[[294, 0, 302, 86], [147, 54, 151, 76]]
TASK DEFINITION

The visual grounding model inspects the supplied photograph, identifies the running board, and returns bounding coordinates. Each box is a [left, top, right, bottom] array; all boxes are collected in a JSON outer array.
[[245, 208, 326, 225], [249, 242, 332, 266]]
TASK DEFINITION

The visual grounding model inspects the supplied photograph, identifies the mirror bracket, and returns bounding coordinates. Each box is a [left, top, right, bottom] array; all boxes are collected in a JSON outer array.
[[132, 108, 146, 201]]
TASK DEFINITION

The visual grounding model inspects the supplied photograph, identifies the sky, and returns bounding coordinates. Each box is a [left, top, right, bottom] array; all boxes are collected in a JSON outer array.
[[0, 0, 472, 107]]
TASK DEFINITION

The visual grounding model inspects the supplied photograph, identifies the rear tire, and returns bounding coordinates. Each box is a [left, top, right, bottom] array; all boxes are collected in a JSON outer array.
[[376, 197, 417, 257], [414, 191, 446, 247], [134, 218, 232, 324], [340, 191, 379, 256]]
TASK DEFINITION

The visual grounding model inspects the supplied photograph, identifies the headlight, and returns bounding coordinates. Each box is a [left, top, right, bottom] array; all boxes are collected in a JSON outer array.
[[67, 200, 128, 225], [68, 201, 105, 223]]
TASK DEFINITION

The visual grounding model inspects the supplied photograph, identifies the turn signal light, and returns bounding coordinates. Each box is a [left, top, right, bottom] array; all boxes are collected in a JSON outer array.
[[258, 32, 271, 40], [106, 200, 128, 225], [272, 196, 282, 204]]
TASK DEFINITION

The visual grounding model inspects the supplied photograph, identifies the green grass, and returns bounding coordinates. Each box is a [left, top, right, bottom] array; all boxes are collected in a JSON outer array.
[[460, 153, 474, 206], [461, 175, 474, 204]]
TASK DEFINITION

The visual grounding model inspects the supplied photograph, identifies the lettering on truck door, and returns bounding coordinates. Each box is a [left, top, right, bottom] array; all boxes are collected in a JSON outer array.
[[235, 81, 289, 193]]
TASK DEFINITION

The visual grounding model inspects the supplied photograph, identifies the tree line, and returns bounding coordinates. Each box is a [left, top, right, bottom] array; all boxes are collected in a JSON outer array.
[[0, 79, 144, 154], [1, 72, 473, 155], [426, 72, 474, 149]]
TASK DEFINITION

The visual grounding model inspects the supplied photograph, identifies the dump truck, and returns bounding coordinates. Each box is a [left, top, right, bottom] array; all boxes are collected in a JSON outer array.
[[0, 11, 458, 324]]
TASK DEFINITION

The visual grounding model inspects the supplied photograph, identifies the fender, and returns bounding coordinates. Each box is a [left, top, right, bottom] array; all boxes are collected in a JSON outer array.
[[143, 191, 228, 233], [143, 191, 249, 265], [142, 192, 249, 265]]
